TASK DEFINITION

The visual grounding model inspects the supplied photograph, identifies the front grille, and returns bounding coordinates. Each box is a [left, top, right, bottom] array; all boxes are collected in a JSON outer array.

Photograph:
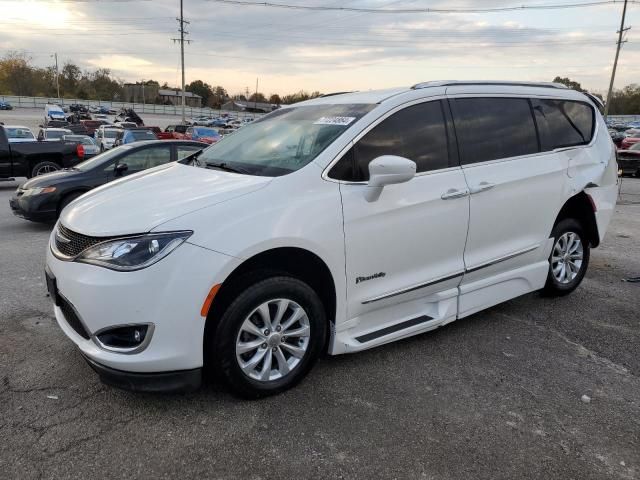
[[55, 224, 113, 258], [58, 295, 90, 339]]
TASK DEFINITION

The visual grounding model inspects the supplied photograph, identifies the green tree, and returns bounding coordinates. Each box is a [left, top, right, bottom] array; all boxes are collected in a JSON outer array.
[[248, 92, 267, 103], [268, 94, 282, 105], [60, 62, 82, 96], [186, 80, 214, 106], [209, 86, 228, 108], [552, 76, 584, 92]]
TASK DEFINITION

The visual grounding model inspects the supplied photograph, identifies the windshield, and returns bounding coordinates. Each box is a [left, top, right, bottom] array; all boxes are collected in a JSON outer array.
[[196, 104, 374, 176], [103, 129, 119, 138], [6, 127, 34, 139], [64, 135, 96, 145], [129, 130, 157, 141], [194, 127, 219, 137], [46, 130, 67, 140], [74, 145, 131, 171], [630, 143, 640, 151]]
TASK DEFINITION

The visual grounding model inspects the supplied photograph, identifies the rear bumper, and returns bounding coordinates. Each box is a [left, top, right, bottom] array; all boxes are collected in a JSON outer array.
[[82, 354, 201, 393]]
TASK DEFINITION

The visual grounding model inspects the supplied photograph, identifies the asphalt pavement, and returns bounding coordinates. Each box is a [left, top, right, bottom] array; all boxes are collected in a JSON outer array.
[[0, 177, 639, 480]]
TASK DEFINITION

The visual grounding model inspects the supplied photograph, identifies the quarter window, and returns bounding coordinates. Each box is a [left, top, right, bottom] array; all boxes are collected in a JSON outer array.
[[329, 100, 451, 181], [451, 97, 539, 165], [531, 99, 594, 150]]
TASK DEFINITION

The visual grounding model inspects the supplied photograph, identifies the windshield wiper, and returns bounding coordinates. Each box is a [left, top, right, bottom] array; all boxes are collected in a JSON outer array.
[[204, 161, 251, 175]]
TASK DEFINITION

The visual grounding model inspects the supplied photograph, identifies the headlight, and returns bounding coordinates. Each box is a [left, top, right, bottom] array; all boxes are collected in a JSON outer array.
[[75, 231, 192, 271], [21, 186, 56, 196]]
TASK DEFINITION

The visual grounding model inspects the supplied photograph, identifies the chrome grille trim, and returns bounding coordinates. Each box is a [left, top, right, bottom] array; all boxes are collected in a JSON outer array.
[[52, 224, 117, 260]]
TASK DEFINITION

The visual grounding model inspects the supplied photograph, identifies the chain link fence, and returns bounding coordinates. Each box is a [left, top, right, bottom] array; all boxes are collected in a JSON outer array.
[[0, 95, 263, 120]]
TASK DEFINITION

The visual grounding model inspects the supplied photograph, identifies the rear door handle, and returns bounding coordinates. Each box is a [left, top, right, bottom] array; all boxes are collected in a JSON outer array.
[[441, 188, 470, 200], [469, 182, 496, 194]]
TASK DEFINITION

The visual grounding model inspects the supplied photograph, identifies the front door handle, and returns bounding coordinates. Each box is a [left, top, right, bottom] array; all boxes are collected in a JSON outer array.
[[441, 188, 470, 200], [469, 182, 496, 194]]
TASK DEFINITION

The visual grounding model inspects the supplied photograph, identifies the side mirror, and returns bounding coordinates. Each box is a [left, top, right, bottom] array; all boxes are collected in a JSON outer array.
[[114, 163, 128, 176], [365, 155, 416, 202]]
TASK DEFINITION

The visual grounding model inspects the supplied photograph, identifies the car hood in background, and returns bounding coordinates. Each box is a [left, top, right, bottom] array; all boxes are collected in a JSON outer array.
[[60, 162, 272, 236], [20, 169, 78, 189]]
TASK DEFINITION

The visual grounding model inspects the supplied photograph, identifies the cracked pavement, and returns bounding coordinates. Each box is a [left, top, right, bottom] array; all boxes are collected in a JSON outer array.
[[0, 178, 639, 479]]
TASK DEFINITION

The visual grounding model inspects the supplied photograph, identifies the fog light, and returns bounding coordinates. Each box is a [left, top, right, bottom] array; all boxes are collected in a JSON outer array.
[[95, 324, 153, 352]]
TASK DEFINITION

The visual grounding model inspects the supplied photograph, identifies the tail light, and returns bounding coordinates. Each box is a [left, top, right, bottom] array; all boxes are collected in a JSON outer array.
[[76, 143, 85, 159]]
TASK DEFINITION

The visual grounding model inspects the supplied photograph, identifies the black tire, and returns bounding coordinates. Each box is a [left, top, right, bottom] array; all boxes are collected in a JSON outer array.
[[543, 218, 590, 296], [30, 161, 60, 178], [210, 276, 327, 399], [58, 191, 84, 217]]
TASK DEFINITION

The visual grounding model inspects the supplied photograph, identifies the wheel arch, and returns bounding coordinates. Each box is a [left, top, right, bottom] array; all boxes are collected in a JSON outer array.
[[204, 246, 337, 357], [553, 191, 600, 248]]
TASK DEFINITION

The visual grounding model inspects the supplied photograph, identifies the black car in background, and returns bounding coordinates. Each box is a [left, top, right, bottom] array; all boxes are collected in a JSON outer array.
[[0, 125, 85, 178], [9, 140, 207, 222]]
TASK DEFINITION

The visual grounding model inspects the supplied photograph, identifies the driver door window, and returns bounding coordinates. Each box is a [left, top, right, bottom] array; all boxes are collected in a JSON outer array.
[[115, 146, 172, 175], [329, 100, 454, 181]]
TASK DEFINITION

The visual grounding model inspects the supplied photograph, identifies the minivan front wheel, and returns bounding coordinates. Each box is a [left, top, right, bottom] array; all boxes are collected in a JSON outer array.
[[212, 276, 327, 398], [543, 218, 590, 296]]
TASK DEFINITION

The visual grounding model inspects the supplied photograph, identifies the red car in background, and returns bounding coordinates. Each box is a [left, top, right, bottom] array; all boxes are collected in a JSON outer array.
[[147, 126, 173, 140], [164, 125, 188, 139], [184, 126, 221, 144], [620, 129, 640, 150]]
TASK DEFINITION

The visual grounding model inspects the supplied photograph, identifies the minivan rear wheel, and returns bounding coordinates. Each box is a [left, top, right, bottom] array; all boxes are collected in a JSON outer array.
[[211, 276, 327, 398], [543, 218, 590, 296]]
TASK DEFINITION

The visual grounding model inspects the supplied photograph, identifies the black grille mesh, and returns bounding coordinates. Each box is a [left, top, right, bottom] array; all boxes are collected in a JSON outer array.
[[58, 296, 90, 339], [55, 224, 113, 258]]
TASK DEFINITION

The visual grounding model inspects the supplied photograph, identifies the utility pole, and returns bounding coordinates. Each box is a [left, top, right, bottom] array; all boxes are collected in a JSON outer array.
[[52, 53, 60, 100], [172, 0, 192, 124], [141, 80, 145, 111], [254, 78, 258, 111], [605, 0, 630, 118]]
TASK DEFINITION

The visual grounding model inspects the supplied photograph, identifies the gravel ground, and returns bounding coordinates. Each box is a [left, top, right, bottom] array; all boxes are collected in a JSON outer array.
[[0, 177, 639, 480]]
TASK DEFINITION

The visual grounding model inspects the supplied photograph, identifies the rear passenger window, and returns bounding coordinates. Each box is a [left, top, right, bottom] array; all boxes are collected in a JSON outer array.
[[329, 100, 450, 181], [531, 99, 594, 150], [451, 98, 539, 164]]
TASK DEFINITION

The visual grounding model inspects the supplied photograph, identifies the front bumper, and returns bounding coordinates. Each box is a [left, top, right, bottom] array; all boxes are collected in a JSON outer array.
[[47, 236, 240, 375], [9, 194, 58, 223], [82, 354, 201, 393]]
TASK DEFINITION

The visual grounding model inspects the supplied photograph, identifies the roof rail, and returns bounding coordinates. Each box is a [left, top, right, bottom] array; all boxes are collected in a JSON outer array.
[[411, 80, 569, 90], [319, 91, 356, 98]]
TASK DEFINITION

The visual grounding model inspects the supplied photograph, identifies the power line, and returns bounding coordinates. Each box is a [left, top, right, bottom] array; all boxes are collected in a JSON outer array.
[[206, 0, 638, 14]]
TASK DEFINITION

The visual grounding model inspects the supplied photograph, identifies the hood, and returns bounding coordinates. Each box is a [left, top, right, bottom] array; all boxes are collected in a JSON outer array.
[[20, 169, 77, 189], [60, 162, 272, 236]]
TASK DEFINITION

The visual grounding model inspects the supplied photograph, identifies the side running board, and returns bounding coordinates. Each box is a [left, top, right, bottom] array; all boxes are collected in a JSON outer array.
[[355, 315, 433, 343]]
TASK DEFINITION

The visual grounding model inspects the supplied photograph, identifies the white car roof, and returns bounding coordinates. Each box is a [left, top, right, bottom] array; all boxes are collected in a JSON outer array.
[[291, 81, 591, 108], [44, 128, 72, 132], [4, 125, 32, 129]]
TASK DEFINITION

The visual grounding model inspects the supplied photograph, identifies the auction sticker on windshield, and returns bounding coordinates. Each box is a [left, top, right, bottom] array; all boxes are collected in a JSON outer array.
[[314, 117, 356, 126]]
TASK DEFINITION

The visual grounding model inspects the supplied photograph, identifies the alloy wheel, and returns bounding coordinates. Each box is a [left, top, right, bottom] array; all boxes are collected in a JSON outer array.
[[235, 299, 311, 382], [551, 232, 584, 284], [35, 164, 59, 176]]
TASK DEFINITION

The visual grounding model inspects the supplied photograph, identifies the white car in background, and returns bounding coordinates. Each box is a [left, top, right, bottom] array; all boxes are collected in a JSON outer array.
[[37, 128, 73, 141], [95, 125, 122, 151], [4, 125, 36, 143], [44, 104, 67, 126], [46, 81, 618, 398]]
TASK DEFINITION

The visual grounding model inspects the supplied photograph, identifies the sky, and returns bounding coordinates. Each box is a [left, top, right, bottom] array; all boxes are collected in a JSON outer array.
[[1, 0, 639, 97]]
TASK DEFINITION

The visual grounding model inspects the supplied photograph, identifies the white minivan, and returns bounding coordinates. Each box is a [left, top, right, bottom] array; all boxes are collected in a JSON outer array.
[[46, 81, 619, 397]]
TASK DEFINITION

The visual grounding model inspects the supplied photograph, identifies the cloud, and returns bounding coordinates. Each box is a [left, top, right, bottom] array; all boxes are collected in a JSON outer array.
[[0, 0, 637, 94]]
